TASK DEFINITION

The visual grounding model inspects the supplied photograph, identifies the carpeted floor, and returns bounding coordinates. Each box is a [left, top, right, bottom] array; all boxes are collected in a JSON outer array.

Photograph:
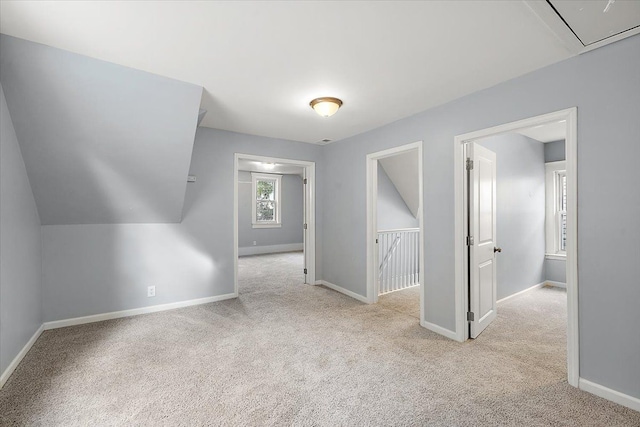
[[1, 251, 639, 426], [378, 286, 420, 319]]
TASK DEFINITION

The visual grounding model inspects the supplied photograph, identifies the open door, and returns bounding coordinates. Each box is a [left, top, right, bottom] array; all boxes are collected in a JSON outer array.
[[467, 142, 498, 338], [302, 169, 308, 284]]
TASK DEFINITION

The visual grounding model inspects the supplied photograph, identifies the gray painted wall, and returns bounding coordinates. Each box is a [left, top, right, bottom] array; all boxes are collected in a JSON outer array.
[[477, 134, 545, 300], [238, 171, 303, 248], [41, 128, 322, 322], [377, 166, 418, 230], [0, 35, 202, 225], [0, 84, 42, 375], [544, 139, 567, 283], [6, 30, 640, 403], [321, 35, 640, 398], [544, 140, 566, 163], [546, 259, 567, 283]]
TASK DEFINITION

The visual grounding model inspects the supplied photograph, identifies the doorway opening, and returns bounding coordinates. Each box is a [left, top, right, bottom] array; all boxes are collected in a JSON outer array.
[[366, 141, 425, 323], [234, 154, 316, 295], [454, 108, 578, 387]]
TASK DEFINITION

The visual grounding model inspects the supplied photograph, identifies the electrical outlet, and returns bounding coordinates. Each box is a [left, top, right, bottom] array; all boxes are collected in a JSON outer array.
[[253, 241, 257, 246], [147, 286, 156, 297]]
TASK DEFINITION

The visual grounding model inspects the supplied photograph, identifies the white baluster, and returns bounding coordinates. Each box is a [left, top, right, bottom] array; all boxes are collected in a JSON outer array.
[[412, 231, 416, 286], [404, 232, 409, 289]]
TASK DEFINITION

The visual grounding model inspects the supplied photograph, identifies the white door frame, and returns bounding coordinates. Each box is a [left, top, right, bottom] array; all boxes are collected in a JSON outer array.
[[366, 141, 425, 323], [234, 153, 316, 295], [453, 107, 579, 387]]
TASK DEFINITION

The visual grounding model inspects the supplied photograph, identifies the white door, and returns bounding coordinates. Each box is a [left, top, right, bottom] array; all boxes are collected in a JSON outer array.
[[302, 169, 308, 284], [468, 143, 498, 338]]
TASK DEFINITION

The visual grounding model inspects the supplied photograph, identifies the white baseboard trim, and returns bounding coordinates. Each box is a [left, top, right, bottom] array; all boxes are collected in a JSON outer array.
[[238, 243, 303, 256], [380, 283, 420, 296], [497, 282, 546, 304], [316, 280, 369, 304], [420, 320, 460, 341], [545, 280, 567, 289], [579, 378, 640, 413], [0, 324, 44, 389], [44, 293, 238, 330]]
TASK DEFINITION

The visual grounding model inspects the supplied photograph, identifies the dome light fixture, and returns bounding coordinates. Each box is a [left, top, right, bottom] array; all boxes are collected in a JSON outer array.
[[310, 97, 343, 118]]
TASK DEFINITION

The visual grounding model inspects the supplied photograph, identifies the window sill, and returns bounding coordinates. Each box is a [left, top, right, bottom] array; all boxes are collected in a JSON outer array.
[[252, 223, 282, 229], [545, 253, 566, 261]]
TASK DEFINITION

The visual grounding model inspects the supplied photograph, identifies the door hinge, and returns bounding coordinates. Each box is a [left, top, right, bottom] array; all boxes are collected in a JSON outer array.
[[304, 268, 308, 275], [376, 238, 379, 244], [466, 235, 474, 246], [466, 158, 474, 171], [303, 178, 308, 184], [467, 312, 475, 322], [303, 223, 308, 230]]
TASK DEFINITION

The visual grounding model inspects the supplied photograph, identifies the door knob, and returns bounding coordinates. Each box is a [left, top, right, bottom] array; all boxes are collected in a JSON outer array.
[[494, 247, 502, 253]]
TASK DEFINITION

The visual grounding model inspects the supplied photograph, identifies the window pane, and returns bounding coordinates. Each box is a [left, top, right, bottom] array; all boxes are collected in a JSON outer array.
[[560, 174, 567, 212], [560, 212, 567, 252], [256, 201, 275, 221], [256, 180, 275, 200]]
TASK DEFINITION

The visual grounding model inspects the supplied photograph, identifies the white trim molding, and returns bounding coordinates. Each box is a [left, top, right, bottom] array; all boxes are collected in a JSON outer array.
[[545, 253, 567, 261], [545, 280, 567, 289], [420, 320, 458, 341], [497, 282, 546, 304], [251, 172, 282, 228], [579, 378, 640, 413], [238, 243, 303, 257], [235, 153, 316, 292], [453, 107, 579, 386], [43, 293, 237, 330], [0, 325, 44, 389], [366, 141, 425, 324], [545, 161, 567, 257], [316, 280, 369, 304]]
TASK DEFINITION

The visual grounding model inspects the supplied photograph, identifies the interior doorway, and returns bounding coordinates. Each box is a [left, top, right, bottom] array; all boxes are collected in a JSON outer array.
[[234, 154, 316, 294], [366, 141, 425, 323], [453, 108, 578, 387]]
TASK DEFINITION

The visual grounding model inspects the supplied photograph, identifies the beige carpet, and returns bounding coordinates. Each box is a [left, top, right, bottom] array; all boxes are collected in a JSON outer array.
[[378, 285, 420, 319], [1, 251, 639, 426]]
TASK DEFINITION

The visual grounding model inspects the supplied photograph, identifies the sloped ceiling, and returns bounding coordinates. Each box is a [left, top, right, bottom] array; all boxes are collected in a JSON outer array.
[[0, 1, 574, 143], [0, 35, 203, 225], [516, 120, 566, 143], [379, 151, 419, 218]]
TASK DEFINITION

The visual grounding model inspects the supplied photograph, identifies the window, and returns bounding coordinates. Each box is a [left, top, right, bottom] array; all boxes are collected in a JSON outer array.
[[251, 173, 282, 228], [545, 161, 566, 258]]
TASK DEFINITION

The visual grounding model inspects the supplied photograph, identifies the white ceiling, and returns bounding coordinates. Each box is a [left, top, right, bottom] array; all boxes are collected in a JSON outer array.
[[0, 1, 576, 143], [549, 0, 640, 46], [238, 159, 304, 176], [516, 120, 566, 143]]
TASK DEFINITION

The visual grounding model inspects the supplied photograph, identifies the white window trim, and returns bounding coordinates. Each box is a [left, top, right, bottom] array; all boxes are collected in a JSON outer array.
[[251, 172, 282, 228], [545, 161, 567, 258]]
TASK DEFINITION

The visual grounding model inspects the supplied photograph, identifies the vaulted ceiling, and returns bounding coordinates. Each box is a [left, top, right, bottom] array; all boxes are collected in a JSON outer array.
[[0, 35, 202, 225], [1, 1, 637, 226], [0, 1, 578, 144]]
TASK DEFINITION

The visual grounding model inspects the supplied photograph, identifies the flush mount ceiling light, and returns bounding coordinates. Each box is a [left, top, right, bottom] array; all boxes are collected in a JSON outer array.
[[309, 97, 343, 118]]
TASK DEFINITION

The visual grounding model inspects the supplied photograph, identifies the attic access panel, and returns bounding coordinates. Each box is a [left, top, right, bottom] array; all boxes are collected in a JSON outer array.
[[548, 0, 640, 46]]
